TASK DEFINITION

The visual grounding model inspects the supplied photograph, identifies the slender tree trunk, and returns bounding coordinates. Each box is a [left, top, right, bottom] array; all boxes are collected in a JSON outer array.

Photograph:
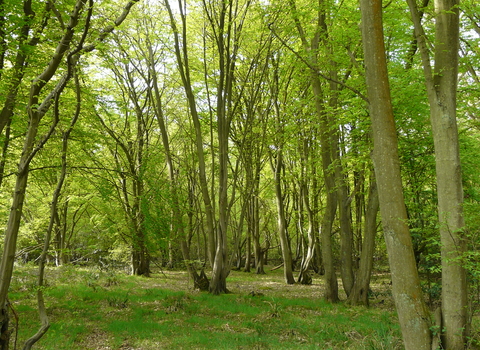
[[335, 153, 354, 296], [149, 43, 206, 285], [132, 115, 149, 277], [23, 69, 82, 350], [165, 0, 216, 266], [348, 177, 379, 306], [269, 53, 295, 285], [275, 165, 292, 270], [360, 0, 432, 348], [244, 229, 251, 272], [271, 151, 295, 284], [311, 74, 339, 302], [0, 0, 39, 136], [253, 191, 266, 275], [329, 62, 354, 297], [0, 120, 10, 189], [297, 180, 315, 285], [288, 0, 339, 300], [0, 0, 94, 342]]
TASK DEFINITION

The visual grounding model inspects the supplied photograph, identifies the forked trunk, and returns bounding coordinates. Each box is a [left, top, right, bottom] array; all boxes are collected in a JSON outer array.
[[297, 182, 316, 285], [131, 243, 150, 277], [348, 179, 379, 306], [406, 0, 468, 346]]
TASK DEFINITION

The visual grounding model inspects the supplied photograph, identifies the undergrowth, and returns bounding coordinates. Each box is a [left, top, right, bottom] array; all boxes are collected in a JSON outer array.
[[8, 265, 404, 349]]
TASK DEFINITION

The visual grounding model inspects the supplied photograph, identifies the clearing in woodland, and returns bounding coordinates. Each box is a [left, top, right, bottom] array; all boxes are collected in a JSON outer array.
[[10, 265, 406, 349]]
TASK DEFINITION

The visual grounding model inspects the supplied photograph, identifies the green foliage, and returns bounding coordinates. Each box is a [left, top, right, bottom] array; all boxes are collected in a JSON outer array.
[[9, 266, 403, 349], [106, 293, 129, 309], [0, 0, 478, 347]]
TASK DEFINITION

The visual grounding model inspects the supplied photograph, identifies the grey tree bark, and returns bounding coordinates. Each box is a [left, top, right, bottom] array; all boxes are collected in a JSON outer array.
[[406, 0, 468, 347], [23, 65, 83, 350], [165, 0, 216, 267], [0, 0, 143, 344], [269, 56, 295, 285], [347, 177, 379, 306], [359, 0, 432, 348]]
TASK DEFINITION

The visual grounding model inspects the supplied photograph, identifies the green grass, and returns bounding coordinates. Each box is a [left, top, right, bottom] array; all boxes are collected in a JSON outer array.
[[8, 265, 404, 349]]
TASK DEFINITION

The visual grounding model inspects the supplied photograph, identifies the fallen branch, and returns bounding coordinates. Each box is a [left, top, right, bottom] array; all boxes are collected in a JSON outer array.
[[270, 263, 284, 271]]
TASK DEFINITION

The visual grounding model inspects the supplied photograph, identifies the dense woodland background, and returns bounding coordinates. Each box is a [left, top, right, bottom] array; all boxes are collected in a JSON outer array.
[[0, 0, 479, 348]]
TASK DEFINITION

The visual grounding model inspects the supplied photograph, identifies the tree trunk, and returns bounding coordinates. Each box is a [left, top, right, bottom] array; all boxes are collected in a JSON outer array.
[[329, 61, 354, 297], [336, 157, 354, 296], [272, 151, 295, 285], [406, 0, 468, 347], [311, 73, 339, 302], [0, 120, 10, 189], [297, 180, 315, 285], [288, 0, 340, 301], [0, 0, 95, 341], [348, 177, 379, 306], [244, 230, 252, 272], [24, 71, 82, 350], [360, 0, 432, 348], [165, 0, 216, 266], [252, 162, 266, 275], [0, 0, 38, 137], [0, 163, 30, 349], [209, 118, 230, 293]]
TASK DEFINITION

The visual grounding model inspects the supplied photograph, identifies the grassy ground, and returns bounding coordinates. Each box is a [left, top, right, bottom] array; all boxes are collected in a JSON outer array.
[[8, 265, 405, 349]]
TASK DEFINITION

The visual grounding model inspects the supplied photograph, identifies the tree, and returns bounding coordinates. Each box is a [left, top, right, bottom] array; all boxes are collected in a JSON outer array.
[[94, 50, 152, 276], [347, 175, 379, 306], [359, 0, 431, 348], [267, 53, 296, 285], [406, 0, 468, 347], [0, 1, 92, 345], [23, 68, 82, 350], [164, 0, 216, 270], [0, 0, 139, 346]]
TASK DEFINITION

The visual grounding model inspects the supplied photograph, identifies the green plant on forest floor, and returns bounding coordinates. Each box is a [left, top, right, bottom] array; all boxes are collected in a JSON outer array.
[[9, 266, 405, 350], [106, 293, 129, 309]]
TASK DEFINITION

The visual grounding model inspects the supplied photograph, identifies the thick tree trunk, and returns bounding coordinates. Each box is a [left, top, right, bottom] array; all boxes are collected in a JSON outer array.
[[209, 124, 229, 294], [131, 237, 150, 277], [406, 0, 467, 347], [360, 0, 432, 348], [209, 132, 230, 294]]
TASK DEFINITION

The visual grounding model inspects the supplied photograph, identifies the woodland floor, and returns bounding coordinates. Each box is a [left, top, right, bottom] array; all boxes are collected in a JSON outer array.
[[7, 264, 479, 349]]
